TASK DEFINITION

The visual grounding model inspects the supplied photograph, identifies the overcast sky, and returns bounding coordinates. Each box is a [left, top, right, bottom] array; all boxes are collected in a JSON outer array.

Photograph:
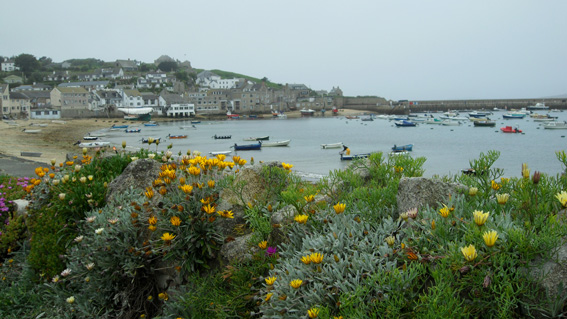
[[1, 0, 565, 101]]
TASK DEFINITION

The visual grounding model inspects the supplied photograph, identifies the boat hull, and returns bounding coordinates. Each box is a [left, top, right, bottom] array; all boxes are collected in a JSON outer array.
[[392, 144, 413, 152], [233, 143, 262, 151], [261, 140, 290, 147], [321, 143, 343, 149]]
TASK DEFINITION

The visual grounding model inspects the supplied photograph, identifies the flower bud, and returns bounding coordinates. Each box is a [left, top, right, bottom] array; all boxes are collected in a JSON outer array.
[[532, 171, 541, 185]]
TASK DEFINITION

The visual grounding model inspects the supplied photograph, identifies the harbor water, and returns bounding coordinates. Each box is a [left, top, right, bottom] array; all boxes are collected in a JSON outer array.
[[93, 110, 567, 180]]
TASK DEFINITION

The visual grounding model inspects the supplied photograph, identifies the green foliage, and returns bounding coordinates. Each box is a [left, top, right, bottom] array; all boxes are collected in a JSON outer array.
[[208, 69, 284, 90]]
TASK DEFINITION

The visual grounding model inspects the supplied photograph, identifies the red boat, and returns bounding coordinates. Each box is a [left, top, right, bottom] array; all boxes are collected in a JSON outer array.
[[500, 126, 522, 133]]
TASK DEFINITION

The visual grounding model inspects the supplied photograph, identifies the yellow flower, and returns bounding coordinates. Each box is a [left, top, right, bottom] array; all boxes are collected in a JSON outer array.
[[59, 193, 66, 200], [161, 232, 176, 243], [148, 216, 157, 225], [148, 225, 156, 232], [265, 276, 276, 285], [496, 193, 510, 205], [439, 205, 450, 218], [265, 293, 273, 302], [290, 279, 303, 289], [308, 307, 320, 318], [144, 187, 154, 199], [394, 166, 404, 173], [203, 204, 216, 214], [158, 292, 169, 301], [333, 202, 346, 214], [180, 184, 193, 194], [66, 296, 75, 304], [483, 230, 498, 247], [491, 180, 501, 190], [385, 235, 395, 247], [400, 212, 409, 221], [522, 163, 530, 179], [282, 162, 293, 171], [301, 255, 312, 265], [218, 210, 234, 219], [556, 191, 567, 207], [207, 180, 215, 188], [258, 241, 268, 249], [501, 177, 510, 184], [304, 195, 315, 202], [473, 210, 489, 226], [294, 214, 309, 224], [461, 244, 477, 262], [431, 220, 436, 230], [469, 187, 478, 196], [309, 252, 324, 264], [170, 216, 182, 226]]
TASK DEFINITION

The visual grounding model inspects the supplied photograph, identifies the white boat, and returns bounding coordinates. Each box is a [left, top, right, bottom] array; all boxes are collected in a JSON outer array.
[[527, 102, 549, 110], [261, 139, 291, 147], [389, 150, 410, 156], [243, 136, 269, 141], [77, 141, 111, 148], [542, 121, 567, 129], [117, 107, 154, 121], [210, 150, 232, 156], [22, 129, 42, 133], [441, 120, 462, 126], [300, 108, 315, 116], [425, 118, 443, 125], [321, 142, 343, 149], [83, 136, 99, 140]]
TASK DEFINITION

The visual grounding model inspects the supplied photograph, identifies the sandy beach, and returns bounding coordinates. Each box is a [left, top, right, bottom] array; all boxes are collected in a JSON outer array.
[[0, 108, 368, 176]]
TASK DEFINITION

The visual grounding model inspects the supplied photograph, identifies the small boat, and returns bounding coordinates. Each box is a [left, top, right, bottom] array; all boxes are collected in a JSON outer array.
[[441, 120, 461, 126], [500, 126, 522, 133], [502, 112, 527, 119], [261, 139, 291, 147], [22, 129, 41, 133], [213, 134, 232, 139], [167, 134, 188, 139], [389, 150, 410, 156], [394, 120, 417, 127], [233, 142, 262, 151], [340, 153, 373, 161], [180, 125, 197, 129], [243, 136, 269, 141], [111, 124, 129, 129], [142, 137, 161, 143], [321, 142, 343, 149], [143, 122, 159, 127], [392, 144, 413, 152], [425, 118, 443, 125], [125, 128, 141, 133], [527, 102, 549, 110], [300, 108, 315, 116], [345, 116, 359, 120], [360, 116, 374, 121], [473, 121, 496, 127], [77, 141, 111, 148], [210, 150, 232, 156], [191, 121, 201, 124], [83, 136, 99, 140], [469, 111, 492, 118], [542, 121, 567, 130]]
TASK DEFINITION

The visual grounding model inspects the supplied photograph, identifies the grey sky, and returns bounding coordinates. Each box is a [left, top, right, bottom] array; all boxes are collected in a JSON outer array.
[[2, 0, 565, 101]]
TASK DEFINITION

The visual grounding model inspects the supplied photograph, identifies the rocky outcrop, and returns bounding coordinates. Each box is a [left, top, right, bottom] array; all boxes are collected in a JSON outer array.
[[396, 177, 467, 217], [105, 158, 162, 203]]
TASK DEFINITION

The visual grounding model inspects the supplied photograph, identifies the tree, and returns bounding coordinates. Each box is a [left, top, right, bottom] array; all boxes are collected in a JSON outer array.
[[158, 61, 178, 72], [262, 77, 269, 82], [175, 70, 189, 83], [14, 54, 40, 77]]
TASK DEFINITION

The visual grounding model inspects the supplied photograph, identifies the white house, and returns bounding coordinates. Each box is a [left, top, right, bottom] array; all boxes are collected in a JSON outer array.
[[209, 78, 240, 89], [196, 70, 221, 87], [1, 60, 19, 72], [166, 103, 195, 117], [121, 89, 144, 107]]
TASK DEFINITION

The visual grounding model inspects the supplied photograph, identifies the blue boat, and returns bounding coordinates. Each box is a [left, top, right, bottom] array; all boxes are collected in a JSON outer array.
[[111, 124, 128, 129], [144, 122, 159, 126], [394, 120, 417, 127], [340, 153, 373, 161], [125, 128, 141, 133], [233, 142, 262, 151], [392, 144, 413, 152]]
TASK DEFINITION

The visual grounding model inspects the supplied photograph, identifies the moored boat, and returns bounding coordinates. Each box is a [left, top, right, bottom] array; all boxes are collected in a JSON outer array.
[[167, 134, 188, 139], [83, 136, 99, 140], [76, 141, 111, 148], [394, 120, 417, 127], [500, 126, 522, 133], [233, 142, 262, 151], [300, 108, 316, 116], [340, 153, 373, 161], [210, 150, 232, 156], [243, 136, 269, 141], [261, 139, 291, 147], [392, 144, 413, 152], [125, 128, 141, 133], [321, 142, 343, 149], [542, 121, 567, 129], [527, 102, 549, 110], [473, 121, 496, 127], [22, 129, 41, 133], [111, 124, 128, 129], [213, 134, 232, 139]]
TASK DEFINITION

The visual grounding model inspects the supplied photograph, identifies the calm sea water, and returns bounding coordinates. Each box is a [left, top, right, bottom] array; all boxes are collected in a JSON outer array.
[[92, 110, 567, 180]]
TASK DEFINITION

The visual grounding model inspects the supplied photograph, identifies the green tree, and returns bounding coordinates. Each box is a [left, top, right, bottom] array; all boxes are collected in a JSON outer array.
[[14, 53, 40, 77], [175, 70, 189, 83], [158, 61, 178, 72]]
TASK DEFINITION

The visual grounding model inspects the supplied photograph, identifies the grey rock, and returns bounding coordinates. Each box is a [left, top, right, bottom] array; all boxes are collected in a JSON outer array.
[[12, 199, 30, 217], [219, 233, 257, 264], [396, 177, 467, 218], [105, 159, 162, 203]]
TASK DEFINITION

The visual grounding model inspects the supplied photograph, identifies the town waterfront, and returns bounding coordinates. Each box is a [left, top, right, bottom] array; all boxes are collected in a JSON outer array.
[[94, 110, 567, 180]]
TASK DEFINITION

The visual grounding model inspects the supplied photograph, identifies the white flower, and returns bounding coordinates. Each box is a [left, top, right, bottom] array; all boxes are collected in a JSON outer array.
[[66, 296, 75, 304], [74, 235, 84, 243], [74, 164, 82, 172], [61, 268, 72, 277], [148, 153, 156, 159], [95, 228, 104, 235], [85, 263, 95, 270], [130, 157, 139, 161], [108, 218, 119, 225], [52, 275, 60, 283], [86, 216, 96, 223]]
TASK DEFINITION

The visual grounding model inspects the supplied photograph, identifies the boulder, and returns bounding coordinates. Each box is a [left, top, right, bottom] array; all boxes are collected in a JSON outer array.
[[220, 161, 282, 206], [396, 177, 467, 217], [219, 233, 257, 264], [105, 159, 162, 203], [12, 199, 30, 217]]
